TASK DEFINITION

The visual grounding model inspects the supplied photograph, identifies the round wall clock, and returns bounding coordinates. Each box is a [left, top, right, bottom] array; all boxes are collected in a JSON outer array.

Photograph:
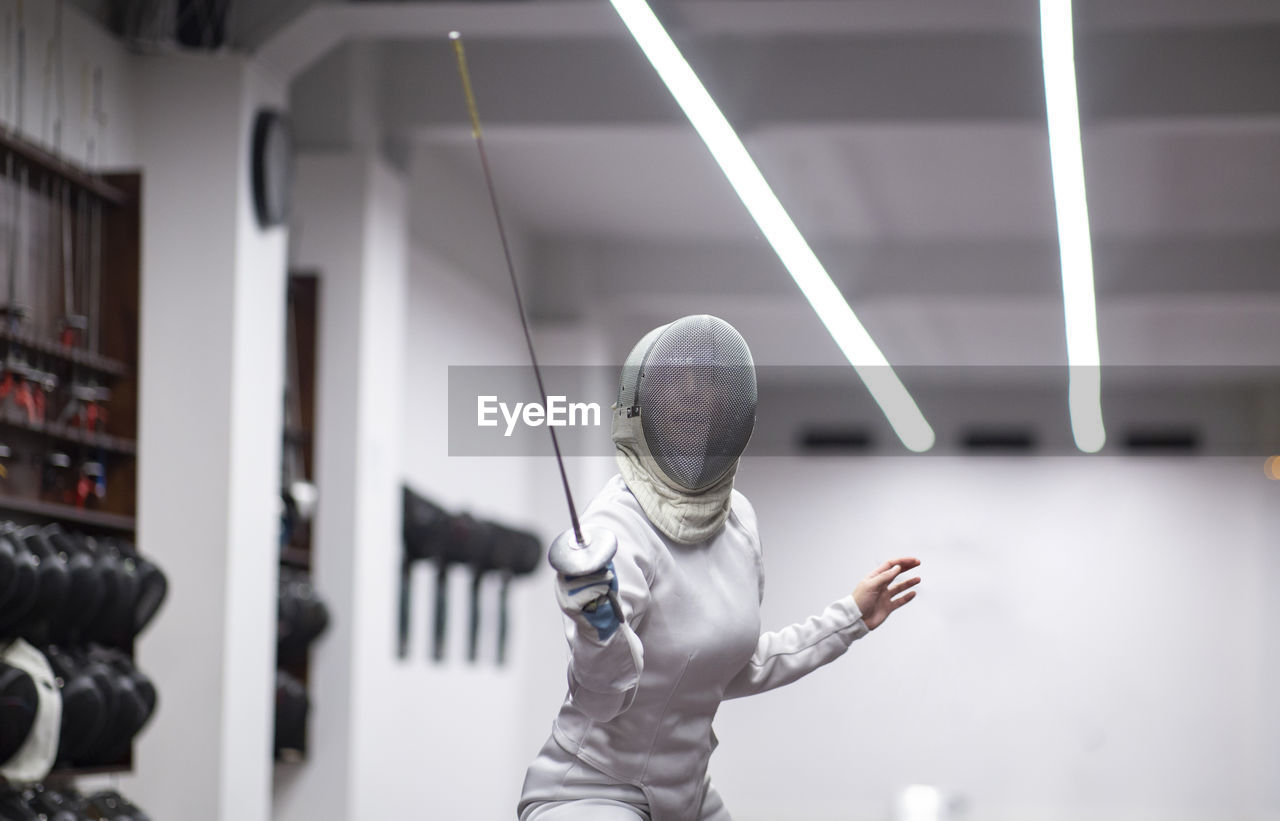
[[252, 109, 293, 228]]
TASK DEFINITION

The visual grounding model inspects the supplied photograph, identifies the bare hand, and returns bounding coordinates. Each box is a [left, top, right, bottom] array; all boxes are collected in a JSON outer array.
[[853, 557, 921, 630]]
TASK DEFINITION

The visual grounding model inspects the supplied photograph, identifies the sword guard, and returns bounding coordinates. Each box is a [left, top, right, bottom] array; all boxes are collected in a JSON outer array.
[[548, 527, 618, 578]]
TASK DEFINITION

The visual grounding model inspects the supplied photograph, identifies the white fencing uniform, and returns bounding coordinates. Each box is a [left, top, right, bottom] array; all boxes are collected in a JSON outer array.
[[519, 475, 869, 821]]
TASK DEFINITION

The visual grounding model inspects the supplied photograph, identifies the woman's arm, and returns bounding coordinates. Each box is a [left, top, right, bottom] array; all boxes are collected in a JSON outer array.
[[722, 558, 920, 700]]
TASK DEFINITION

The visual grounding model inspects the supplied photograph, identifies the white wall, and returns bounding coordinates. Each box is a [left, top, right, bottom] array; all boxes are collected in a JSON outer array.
[[408, 143, 535, 301], [701, 456, 1278, 821], [129, 52, 287, 821], [387, 241, 544, 819], [0, 0, 138, 166], [277, 150, 408, 821], [1261, 476, 1280, 816], [280, 144, 613, 820], [391, 235, 627, 818], [400, 138, 604, 817]]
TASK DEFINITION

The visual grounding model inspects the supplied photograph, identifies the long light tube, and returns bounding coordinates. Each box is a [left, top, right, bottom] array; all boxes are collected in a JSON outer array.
[[1040, 0, 1105, 453], [608, 0, 935, 452]]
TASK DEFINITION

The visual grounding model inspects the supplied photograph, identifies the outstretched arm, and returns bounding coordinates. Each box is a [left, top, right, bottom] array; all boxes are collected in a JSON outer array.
[[722, 558, 920, 700]]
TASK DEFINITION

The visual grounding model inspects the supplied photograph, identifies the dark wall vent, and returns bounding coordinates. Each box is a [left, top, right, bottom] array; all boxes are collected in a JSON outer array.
[[798, 427, 874, 452], [1123, 428, 1201, 452], [959, 427, 1038, 452]]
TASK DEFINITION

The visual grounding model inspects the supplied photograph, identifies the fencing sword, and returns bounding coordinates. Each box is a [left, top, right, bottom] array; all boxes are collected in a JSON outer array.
[[448, 33, 621, 612]]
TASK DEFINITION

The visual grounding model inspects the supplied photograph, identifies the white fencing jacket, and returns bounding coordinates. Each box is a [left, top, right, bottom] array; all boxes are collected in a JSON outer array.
[[531, 474, 869, 820]]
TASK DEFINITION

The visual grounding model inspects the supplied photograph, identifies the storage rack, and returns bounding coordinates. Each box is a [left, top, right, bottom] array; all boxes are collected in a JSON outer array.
[[276, 272, 319, 763], [0, 125, 141, 776]]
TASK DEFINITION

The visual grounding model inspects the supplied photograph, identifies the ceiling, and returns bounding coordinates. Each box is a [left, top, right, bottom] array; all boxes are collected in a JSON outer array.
[[270, 0, 1280, 453]]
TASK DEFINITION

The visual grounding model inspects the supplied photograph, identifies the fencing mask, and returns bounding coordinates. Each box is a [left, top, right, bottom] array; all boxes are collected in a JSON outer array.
[[0, 638, 60, 784], [612, 315, 757, 543]]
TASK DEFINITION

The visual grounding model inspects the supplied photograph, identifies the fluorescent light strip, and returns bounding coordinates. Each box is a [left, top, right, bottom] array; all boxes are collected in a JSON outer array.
[[1040, 0, 1105, 453], [608, 0, 935, 452]]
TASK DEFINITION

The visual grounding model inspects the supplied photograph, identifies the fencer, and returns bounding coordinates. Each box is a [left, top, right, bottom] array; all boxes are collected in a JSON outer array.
[[519, 315, 921, 821]]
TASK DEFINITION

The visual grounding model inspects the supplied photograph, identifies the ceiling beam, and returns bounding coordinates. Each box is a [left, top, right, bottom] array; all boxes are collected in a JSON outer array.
[[588, 291, 1280, 368], [527, 235, 1280, 318], [374, 26, 1280, 133], [260, 0, 1280, 90]]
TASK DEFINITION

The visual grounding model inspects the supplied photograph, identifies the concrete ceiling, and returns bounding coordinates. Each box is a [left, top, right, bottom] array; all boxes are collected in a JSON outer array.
[[277, 0, 1280, 452]]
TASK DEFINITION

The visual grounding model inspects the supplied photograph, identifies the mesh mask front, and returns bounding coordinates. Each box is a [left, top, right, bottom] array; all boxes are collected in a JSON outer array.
[[617, 315, 757, 491]]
